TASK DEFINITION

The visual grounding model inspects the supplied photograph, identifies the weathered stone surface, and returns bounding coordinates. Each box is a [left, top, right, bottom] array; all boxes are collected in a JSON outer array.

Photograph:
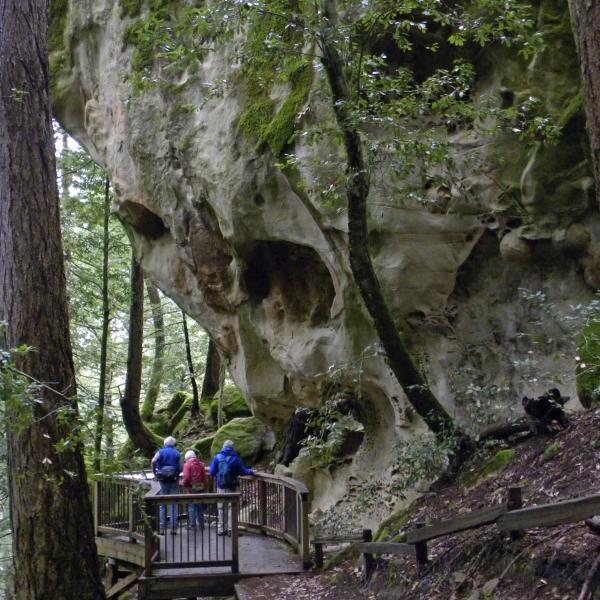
[[52, 0, 600, 523]]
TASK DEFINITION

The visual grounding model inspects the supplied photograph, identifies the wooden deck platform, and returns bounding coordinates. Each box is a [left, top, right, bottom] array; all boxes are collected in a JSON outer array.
[[137, 531, 303, 599], [95, 473, 310, 599]]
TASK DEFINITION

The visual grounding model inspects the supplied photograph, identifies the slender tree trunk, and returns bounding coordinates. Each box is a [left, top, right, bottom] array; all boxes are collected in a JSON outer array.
[[142, 281, 165, 421], [569, 0, 600, 207], [317, 0, 462, 441], [120, 252, 156, 456], [105, 380, 114, 461], [217, 363, 226, 429], [182, 312, 200, 415], [0, 2, 105, 598], [200, 338, 221, 401], [94, 176, 111, 472]]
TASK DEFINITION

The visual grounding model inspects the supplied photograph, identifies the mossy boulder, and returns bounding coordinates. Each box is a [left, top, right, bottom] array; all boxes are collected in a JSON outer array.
[[210, 417, 266, 465], [194, 435, 216, 462], [207, 386, 252, 424]]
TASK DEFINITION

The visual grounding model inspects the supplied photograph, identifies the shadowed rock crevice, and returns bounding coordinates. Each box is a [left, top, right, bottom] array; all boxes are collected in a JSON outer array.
[[242, 241, 335, 325], [122, 200, 167, 240]]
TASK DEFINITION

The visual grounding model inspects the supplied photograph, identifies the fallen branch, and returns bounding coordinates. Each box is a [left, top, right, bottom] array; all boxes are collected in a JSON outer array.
[[478, 418, 531, 442]]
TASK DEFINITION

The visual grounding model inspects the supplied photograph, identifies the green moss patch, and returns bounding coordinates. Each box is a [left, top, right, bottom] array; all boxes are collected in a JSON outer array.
[[121, 0, 144, 18], [49, 0, 69, 53], [576, 316, 600, 408], [462, 449, 516, 488], [210, 417, 265, 464], [207, 385, 252, 423], [374, 507, 412, 542], [194, 434, 216, 462]]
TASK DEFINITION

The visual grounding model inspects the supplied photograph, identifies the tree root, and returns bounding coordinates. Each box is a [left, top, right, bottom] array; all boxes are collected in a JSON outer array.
[[578, 551, 600, 600]]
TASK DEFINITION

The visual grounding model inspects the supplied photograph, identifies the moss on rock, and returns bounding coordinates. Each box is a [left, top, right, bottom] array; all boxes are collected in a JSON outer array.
[[210, 417, 265, 464], [49, 0, 69, 54], [462, 449, 516, 488], [374, 507, 412, 542], [194, 434, 216, 462], [207, 385, 252, 423]]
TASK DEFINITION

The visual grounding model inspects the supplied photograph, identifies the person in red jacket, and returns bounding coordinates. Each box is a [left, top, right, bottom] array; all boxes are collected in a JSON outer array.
[[182, 450, 208, 529]]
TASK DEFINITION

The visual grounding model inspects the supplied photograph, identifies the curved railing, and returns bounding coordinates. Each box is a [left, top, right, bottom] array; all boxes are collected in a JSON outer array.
[[238, 472, 310, 561], [93, 471, 310, 576]]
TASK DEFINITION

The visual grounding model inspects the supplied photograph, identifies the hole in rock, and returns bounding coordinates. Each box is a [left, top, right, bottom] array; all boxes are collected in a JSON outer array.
[[122, 201, 167, 240], [242, 241, 335, 324]]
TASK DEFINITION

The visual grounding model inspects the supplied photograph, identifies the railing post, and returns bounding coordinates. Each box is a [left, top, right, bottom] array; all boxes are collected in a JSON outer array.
[[299, 491, 311, 569], [362, 529, 375, 582], [144, 498, 156, 575], [259, 478, 267, 531], [231, 497, 239, 574], [93, 479, 100, 537], [507, 486, 524, 541], [128, 484, 135, 539], [414, 521, 428, 570]]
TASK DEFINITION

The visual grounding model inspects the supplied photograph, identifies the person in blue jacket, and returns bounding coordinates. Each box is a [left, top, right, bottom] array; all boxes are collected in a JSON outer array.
[[209, 440, 254, 535], [151, 436, 182, 533]]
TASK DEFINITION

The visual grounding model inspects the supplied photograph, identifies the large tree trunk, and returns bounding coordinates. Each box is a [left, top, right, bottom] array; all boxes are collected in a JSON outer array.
[[182, 312, 200, 416], [141, 281, 165, 421], [94, 176, 111, 472], [200, 338, 221, 401], [317, 0, 463, 442], [569, 0, 600, 207], [120, 252, 156, 457], [0, 2, 105, 598]]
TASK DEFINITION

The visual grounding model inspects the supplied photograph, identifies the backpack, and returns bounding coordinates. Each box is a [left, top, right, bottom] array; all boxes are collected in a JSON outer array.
[[218, 454, 237, 489], [155, 464, 178, 482]]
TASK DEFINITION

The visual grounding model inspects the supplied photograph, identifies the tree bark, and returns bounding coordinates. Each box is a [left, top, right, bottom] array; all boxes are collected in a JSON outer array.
[[120, 252, 156, 457], [182, 312, 200, 415], [317, 0, 463, 442], [200, 338, 221, 401], [94, 176, 111, 472], [141, 280, 165, 421], [569, 0, 600, 207], [0, 1, 105, 598]]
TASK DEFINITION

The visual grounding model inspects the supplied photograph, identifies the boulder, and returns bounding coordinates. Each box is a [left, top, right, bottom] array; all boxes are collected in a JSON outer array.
[[210, 417, 267, 465]]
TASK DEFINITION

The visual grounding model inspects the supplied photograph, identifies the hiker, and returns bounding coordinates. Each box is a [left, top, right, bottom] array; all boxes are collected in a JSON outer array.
[[209, 440, 254, 536], [182, 449, 208, 529], [151, 436, 182, 534]]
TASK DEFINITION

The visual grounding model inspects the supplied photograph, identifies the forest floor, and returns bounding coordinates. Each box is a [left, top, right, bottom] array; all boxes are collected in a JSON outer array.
[[236, 407, 600, 600]]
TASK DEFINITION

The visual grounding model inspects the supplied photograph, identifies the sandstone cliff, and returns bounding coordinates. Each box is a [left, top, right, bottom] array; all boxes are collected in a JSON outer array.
[[50, 0, 598, 519]]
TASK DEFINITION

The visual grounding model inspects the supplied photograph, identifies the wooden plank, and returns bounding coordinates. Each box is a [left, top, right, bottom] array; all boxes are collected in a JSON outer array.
[[313, 535, 366, 544], [96, 537, 145, 567], [406, 505, 506, 544], [357, 542, 416, 556], [497, 494, 600, 531], [106, 571, 140, 600]]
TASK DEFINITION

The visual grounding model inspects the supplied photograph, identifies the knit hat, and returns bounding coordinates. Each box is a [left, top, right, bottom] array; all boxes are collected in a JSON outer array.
[[184, 450, 197, 461], [223, 439, 235, 449], [164, 436, 176, 447]]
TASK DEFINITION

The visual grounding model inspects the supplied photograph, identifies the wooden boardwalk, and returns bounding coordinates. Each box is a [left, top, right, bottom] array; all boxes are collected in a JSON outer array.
[[95, 473, 310, 599]]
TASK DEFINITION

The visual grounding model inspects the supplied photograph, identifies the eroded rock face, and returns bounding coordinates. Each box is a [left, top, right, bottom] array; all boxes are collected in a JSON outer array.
[[52, 0, 598, 522]]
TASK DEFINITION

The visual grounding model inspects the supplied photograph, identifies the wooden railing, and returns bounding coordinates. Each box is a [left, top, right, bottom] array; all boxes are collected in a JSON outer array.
[[238, 473, 310, 566], [358, 486, 600, 580], [94, 470, 311, 575]]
